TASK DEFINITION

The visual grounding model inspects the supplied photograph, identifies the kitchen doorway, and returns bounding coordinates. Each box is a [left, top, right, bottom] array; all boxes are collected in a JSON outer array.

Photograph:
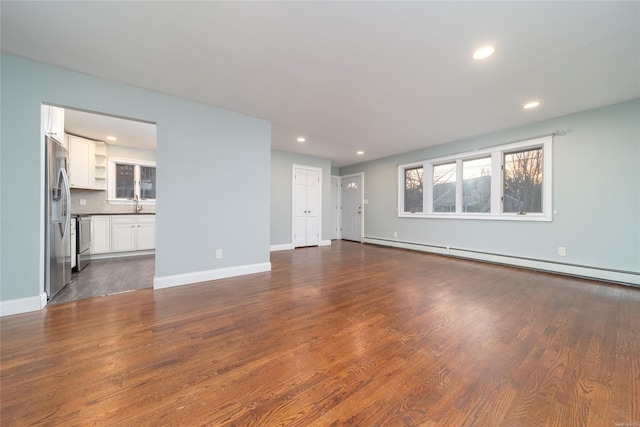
[[43, 106, 157, 304]]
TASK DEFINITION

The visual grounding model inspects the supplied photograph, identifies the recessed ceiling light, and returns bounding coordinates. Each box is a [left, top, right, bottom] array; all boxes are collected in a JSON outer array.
[[356, 151, 364, 155], [297, 137, 306, 142], [523, 101, 541, 109], [473, 46, 495, 60], [106, 136, 117, 141]]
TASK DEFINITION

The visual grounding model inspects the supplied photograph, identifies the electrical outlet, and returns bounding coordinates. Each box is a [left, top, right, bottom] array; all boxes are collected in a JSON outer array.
[[393, 232, 398, 237], [558, 246, 566, 256], [216, 249, 223, 259], [80, 199, 86, 206]]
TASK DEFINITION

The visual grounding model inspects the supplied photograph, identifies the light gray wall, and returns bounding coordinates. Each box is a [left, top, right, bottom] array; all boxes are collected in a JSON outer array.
[[0, 53, 271, 302], [271, 150, 332, 246], [341, 99, 640, 275]]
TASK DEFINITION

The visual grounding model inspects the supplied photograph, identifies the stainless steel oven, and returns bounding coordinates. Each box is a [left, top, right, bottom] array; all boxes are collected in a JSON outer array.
[[76, 216, 91, 271]]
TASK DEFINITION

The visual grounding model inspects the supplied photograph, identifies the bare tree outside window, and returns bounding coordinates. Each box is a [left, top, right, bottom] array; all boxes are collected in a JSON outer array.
[[433, 162, 456, 212], [404, 167, 423, 213], [140, 166, 156, 199], [115, 164, 135, 199], [503, 147, 543, 213]]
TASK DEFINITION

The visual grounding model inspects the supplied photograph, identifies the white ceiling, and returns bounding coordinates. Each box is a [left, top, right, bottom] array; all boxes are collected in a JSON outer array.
[[64, 108, 157, 150], [2, 1, 639, 167]]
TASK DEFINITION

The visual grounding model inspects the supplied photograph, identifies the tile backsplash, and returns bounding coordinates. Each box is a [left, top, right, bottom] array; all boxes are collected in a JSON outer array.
[[70, 189, 156, 215]]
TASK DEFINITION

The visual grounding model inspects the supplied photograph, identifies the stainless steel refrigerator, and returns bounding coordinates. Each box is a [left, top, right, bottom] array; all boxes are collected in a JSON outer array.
[[45, 135, 72, 298]]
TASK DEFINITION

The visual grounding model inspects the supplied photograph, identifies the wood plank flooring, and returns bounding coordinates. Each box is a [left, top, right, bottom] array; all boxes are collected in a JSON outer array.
[[1, 241, 639, 426]]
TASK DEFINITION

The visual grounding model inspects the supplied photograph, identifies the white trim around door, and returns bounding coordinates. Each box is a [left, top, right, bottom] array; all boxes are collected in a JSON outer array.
[[330, 175, 341, 240], [340, 172, 364, 242], [292, 164, 323, 248]]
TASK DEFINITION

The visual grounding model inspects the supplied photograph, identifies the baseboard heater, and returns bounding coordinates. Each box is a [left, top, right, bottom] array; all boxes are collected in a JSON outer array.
[[363, 236, 639, 287]]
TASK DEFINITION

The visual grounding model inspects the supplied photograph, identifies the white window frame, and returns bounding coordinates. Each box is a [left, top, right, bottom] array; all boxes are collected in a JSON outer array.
[[398, 136, 552, 221], [107, 157, 157, 205]]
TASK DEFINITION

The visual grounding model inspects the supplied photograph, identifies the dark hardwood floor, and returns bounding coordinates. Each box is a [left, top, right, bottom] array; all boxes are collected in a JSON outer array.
[[49, 255, 155, 305], [1, 241, 639, 426]]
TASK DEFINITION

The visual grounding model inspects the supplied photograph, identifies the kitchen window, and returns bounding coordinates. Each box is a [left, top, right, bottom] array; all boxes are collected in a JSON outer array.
[[108, 158, 156, 205], [398, 136, 552, 221]]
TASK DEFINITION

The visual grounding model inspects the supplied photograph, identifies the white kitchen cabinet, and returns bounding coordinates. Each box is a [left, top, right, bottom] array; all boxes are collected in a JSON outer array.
[[112, 219, 137, 252], [111, 215, 155, 253], [42, 105, 65, 144], [93, 142, 107, 190], [68, 135, 107, 190], [136, 217, 156, 250], [91, 216, 111, 254], [69, 135, 92, 189]]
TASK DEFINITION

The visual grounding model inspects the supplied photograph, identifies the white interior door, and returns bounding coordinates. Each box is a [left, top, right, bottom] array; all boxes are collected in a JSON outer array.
[[293, 166, 321, 247], [341, 174, 362, 242]]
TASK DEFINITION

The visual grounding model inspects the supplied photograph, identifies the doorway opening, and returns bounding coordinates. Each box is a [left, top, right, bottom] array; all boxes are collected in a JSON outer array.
[[42, 106, 158, 304]]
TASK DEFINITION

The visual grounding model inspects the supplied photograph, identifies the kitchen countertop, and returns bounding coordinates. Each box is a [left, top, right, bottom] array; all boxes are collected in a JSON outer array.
[[72, 212, 156, 216]]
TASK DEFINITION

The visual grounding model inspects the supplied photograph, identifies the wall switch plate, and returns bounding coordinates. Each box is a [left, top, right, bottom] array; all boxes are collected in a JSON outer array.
[[216, 249, 222, 259], [393, 232, 398, 237], [80, 199, 86, 206], [558, 247, 566, 256]]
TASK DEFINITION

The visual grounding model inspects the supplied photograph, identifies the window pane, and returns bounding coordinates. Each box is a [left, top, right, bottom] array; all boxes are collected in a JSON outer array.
[[404, 167, 423, 213], [433, 162, 456, 212], [140, 166, 156, 199], [463, 157, 491, 213], [115, 164, 135, 199], [503, 147, 543, 213]]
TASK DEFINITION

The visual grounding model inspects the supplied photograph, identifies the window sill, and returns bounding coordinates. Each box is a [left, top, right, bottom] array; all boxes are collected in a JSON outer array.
[[107, 199, 156, 206], [398, 212, 552, 221]]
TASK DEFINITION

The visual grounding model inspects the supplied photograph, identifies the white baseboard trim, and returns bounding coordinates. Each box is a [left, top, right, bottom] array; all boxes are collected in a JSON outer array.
[[270, 243, 293, 252], [0, 292, 48, 317], [153, 262, 272, 290], [364, 237, 639, 286], [91, 250, 155, 260], [270, 241, 331, 251]]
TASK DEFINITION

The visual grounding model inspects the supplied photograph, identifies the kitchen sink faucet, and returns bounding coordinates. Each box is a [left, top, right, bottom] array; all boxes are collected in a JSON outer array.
[[134, 194, 142, 213]]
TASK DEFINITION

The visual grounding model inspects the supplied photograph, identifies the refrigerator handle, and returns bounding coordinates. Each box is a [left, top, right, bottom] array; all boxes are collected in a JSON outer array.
[[60, 168, 71, 242]]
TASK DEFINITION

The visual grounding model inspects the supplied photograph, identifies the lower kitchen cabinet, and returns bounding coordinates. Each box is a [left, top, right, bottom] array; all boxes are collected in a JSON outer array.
[[136, 219, 156, 250], [91, 216, 111, 254], [111, 215, 156, 253]]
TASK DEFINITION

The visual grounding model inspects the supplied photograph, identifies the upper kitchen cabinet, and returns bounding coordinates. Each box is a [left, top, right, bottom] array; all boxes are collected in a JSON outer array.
[[42, 105, 65, 144], [68, 134, 107, 190], [93, 143, 107, 189]]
